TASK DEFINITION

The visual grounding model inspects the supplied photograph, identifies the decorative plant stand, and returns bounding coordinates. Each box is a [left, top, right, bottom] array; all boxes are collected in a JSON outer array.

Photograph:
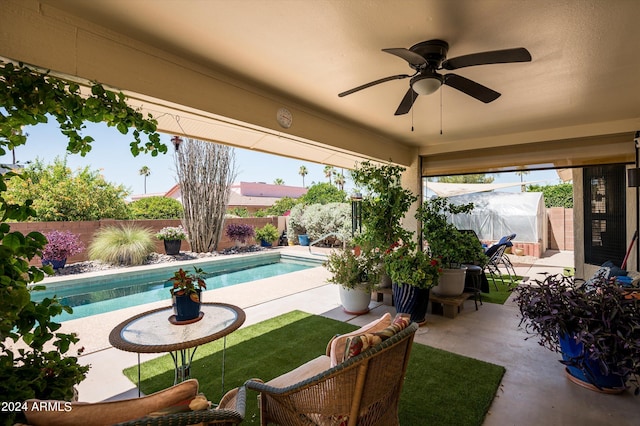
[[430, 292, 474, 319]]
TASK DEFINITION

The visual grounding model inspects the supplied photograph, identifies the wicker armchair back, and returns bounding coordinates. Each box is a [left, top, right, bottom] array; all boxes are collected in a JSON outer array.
[[245, 321, 419, 426]]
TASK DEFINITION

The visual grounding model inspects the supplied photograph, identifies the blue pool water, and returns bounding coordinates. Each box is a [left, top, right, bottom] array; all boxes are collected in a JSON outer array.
[[31, 254, 318, 321]]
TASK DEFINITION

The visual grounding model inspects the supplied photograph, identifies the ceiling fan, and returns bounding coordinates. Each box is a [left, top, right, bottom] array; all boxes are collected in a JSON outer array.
[[338, 39, 531, 115]]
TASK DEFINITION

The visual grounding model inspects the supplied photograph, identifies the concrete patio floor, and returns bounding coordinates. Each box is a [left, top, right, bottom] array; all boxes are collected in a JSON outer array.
[[57, 247, 638, 425]]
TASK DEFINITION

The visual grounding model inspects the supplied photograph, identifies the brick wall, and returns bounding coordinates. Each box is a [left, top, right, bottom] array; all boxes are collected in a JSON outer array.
[[548, 207, 574, 251], [10, 217, 280, 266]]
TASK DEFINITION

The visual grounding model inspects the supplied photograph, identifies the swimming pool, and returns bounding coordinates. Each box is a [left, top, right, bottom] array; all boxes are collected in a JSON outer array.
[[30, 252, 322, 321]]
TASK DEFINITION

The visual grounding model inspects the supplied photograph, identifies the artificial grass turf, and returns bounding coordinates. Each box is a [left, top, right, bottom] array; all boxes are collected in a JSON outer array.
[[124, 310, 505, 426], [482, 274, 522, 304]]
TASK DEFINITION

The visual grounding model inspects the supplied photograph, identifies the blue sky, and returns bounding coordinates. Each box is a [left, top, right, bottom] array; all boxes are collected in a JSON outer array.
[[1, 119, 562, 197]]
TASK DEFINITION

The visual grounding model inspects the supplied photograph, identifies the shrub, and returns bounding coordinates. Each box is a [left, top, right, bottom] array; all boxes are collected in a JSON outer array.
[[129, 196, 184, 219], [156, 225, 188, 241], [42, 230, 85, 261], [302, 203, 352, 245], [299, 182, 347, 205], [89, 225, 155, 265], [288, 204, 307, 239], [255, 223, 279, 244], [227, 207, 249, 218], [225, 223, 255, 244]]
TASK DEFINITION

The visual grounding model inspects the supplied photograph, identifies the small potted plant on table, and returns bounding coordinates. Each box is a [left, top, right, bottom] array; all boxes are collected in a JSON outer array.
[[156, 225, 188, 255], [41, 230, 85, 270], [169, 267, 207, 323], [515, 273, 640, 394]]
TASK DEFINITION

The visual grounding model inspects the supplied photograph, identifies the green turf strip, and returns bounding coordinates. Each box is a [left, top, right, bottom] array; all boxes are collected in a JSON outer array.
[[124, 310, 505, 425], [482, 275, 522, 304]]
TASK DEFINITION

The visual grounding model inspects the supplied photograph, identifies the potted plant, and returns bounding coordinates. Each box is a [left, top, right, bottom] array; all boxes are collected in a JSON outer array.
[[324, 246, 382, 314], [255, 223, 279, 247], [169, 267, 207, 322], [156, 225, 188, 255], [41, 230, 85, 270], [225, 223, 255, 247], [514, 273, 640, 394], [351, 161, 417, 287], [418, 197, 487, 296], [384, 240, 442, 323]]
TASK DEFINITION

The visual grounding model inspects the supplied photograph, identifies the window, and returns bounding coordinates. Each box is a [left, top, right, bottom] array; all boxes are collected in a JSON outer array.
[[583, 165, 626, 266]]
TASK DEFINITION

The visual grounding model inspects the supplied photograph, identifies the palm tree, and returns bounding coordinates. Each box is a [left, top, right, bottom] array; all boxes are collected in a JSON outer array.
[[334, 170, 345, 190], [324, 165, 334, 185], [274, 178, 285, 185], [139, 165, 151, 194], [515, 170, 530, 192], [298, 165, 308, 187]]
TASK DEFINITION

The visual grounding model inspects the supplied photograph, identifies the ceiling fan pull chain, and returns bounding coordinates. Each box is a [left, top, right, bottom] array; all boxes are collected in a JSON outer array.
[[440, 87, 443, 135]]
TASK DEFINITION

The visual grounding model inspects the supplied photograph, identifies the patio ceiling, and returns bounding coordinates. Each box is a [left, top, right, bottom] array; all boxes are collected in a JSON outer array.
[[2, 0, 640, 171]]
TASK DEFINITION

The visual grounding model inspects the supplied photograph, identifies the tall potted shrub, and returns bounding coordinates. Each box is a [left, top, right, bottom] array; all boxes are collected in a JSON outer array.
[[350, 161, 417, 287], [418, 197, 487, 296], [515, 273, 640, 394]]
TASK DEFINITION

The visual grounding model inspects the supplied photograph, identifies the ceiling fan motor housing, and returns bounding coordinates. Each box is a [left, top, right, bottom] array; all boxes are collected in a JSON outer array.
[[409, 39, 449, 69]]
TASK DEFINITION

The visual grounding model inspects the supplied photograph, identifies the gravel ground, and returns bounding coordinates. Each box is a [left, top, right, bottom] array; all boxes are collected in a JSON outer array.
[[51, 245, 268, 276]]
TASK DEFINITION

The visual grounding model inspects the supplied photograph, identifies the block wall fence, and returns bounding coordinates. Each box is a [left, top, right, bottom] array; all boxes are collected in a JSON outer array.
[[9, 217, 280, 266]]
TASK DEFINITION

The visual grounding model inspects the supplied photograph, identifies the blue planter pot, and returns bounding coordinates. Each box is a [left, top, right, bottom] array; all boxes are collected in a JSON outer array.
[[260, 239, 273, 247], [392, 282, 430, 323], [42, 258, 67, 270], [172, 290, 202, 321], [559, 333, 626, 392], [298, 235, 310, 246]]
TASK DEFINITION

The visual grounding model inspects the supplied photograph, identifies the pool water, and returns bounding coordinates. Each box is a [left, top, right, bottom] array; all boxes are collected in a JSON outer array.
[[31, 256, 316, 322]]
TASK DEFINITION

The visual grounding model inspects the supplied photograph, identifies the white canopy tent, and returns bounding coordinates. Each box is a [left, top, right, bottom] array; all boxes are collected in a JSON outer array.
[[443, 191, 547, 250]]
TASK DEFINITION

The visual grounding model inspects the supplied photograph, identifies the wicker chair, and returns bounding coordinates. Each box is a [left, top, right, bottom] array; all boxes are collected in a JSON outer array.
[[245, 321, 419, 426]]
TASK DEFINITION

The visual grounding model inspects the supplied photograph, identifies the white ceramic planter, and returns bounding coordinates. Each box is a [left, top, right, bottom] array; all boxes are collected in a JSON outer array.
[[432, 267, 467, 296], [338, 283, 371, 315]]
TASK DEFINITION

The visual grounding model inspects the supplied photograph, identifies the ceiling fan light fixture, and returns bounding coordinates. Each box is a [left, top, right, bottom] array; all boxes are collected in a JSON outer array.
[[411, 75, 443, 95]]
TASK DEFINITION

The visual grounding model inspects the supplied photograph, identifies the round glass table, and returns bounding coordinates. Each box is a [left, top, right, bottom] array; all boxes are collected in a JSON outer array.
[[109, 302, 245, 392]]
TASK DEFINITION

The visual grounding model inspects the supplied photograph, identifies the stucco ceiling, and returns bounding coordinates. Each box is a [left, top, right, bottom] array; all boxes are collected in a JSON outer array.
[[9, 0, 640, 168]]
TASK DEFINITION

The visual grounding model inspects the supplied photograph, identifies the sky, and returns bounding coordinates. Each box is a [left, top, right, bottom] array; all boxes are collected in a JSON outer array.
[[0, 119, 563, 198]]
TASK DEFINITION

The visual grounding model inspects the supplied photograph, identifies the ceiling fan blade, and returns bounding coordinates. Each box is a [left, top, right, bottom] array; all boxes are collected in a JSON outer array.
[[444, 74, 500, 103], [338, 74, 411, 97], [442, 47, 531, 70], [382, 48, 427, 67], [394, 88, 419, 115]]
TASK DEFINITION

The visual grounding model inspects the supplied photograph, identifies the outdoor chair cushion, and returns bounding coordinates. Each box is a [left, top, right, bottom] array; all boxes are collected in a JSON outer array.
[[341, 314, 411, 362], [24, 379, 199, 426], [266, 355, 331, 388], [327, 312, 392, 366]]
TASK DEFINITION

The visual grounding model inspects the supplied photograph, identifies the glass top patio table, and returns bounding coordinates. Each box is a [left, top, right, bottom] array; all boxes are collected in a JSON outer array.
[[109, 302, 245, 353]]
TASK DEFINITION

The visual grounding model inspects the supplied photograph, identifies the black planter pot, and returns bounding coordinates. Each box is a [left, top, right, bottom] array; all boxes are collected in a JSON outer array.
[[392, 282, 430, 324], [172, 289, 202, 322], [164, 239, 182, 255]]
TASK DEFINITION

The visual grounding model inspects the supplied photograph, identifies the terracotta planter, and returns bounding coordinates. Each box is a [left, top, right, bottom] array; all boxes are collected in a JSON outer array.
[[339, 284, 371, 315]]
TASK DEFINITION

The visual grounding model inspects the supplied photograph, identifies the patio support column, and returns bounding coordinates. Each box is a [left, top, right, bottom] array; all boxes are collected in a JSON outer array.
[[400, 156, 421, 244]]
